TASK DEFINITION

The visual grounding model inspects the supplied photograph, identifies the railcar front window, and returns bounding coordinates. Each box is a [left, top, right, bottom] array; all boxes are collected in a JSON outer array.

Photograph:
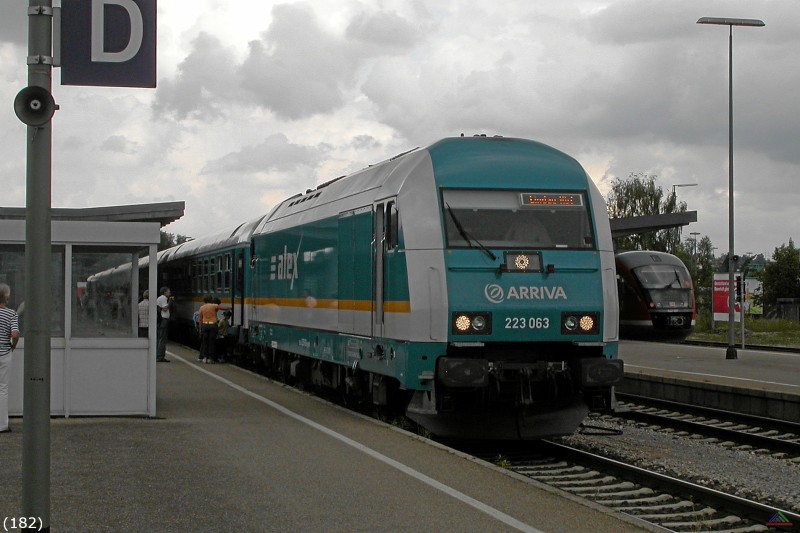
[[633, 265, 692, 290], [441, 189, 595, 250]]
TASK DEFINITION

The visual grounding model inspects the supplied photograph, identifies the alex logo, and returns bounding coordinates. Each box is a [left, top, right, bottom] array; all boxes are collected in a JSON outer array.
[[484, 283, 567, 304], [270, 246, 299, 281]]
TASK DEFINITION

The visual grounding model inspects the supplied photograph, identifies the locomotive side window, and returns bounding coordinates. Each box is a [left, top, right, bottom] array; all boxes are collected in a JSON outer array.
[[386, 201, 399, 251], [441, 189, 595, 250]]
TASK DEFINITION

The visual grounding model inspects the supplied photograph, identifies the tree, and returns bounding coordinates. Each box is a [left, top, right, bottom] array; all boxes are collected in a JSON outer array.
[[159, 231, 190, 251], [760, 239, 800, 309], [605, 173, 688, 252]]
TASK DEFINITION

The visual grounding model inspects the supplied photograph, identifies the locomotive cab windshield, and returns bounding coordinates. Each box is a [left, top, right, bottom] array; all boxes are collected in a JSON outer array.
[[441, 189, 595, 250]]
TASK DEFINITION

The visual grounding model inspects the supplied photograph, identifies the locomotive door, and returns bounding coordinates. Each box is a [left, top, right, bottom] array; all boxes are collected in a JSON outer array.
[[373, 198, 398, 340]]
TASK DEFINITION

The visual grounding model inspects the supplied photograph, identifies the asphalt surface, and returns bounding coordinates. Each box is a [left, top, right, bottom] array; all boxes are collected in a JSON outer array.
[[0, 343, 655, 533]]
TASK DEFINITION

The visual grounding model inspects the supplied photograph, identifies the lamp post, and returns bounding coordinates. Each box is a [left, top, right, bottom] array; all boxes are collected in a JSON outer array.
[[669, 184, 697, 252], [690, 231, 701, 268], [697, 16, 764, 360]]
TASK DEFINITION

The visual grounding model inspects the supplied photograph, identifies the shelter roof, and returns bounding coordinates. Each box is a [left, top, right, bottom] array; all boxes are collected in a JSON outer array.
[[0, 201, 185, 228], [609, 211, 697, 238]]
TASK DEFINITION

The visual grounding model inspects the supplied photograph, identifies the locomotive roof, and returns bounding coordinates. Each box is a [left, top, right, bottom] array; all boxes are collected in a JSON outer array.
[[251, 135, 599, 238]]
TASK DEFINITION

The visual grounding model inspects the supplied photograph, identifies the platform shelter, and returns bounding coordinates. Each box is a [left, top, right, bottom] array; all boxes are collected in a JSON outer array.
[[0, 202, 184, 417]]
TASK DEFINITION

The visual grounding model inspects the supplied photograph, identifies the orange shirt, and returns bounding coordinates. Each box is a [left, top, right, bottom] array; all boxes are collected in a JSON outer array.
[[198, 303, 220, 324]]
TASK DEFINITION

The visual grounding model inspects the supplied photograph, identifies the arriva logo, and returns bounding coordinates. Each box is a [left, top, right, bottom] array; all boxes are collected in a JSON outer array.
[[484, 283, 567, 304]]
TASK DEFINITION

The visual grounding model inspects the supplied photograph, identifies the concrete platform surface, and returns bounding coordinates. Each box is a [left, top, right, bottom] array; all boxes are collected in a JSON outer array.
[[619, 340, 800, 393], [1, 343, 653, 533], [618, 340, 800, 421]]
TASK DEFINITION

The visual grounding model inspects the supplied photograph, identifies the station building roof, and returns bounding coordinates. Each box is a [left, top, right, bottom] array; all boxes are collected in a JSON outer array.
[[0, 201, 185, 228]]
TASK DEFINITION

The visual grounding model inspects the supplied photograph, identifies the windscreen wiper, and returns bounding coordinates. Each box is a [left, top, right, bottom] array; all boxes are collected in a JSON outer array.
[[445, 203, 497, 261], [662, 269, 682, 289]]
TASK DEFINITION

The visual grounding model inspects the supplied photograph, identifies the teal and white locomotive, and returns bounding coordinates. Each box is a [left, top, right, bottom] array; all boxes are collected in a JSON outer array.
[[156, 135, 623, 439]]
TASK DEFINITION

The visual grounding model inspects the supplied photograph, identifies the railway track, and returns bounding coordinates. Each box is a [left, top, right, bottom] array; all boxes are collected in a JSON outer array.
[[614, 393, 800, 459], [460, 440, 800, 532]]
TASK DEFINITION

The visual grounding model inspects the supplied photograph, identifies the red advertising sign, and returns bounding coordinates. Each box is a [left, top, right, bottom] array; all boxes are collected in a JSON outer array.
[[713, 273, 741, 321]]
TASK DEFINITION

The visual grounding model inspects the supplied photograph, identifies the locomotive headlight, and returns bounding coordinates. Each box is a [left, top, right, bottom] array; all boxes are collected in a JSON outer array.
[[561, 312, 599, 335], [452, 312, 492, 335], [514, 254, 530, 270]]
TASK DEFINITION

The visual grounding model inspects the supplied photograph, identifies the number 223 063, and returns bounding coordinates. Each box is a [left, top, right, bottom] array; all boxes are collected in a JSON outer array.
[[504, 317, 550, 329]]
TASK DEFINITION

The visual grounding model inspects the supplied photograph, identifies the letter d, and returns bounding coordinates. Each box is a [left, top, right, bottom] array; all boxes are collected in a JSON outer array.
[[91, 0, 144, 63]]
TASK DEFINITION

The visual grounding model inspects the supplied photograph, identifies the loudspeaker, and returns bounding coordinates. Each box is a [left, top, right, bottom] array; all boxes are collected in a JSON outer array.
[[14, 86, 56, 126]]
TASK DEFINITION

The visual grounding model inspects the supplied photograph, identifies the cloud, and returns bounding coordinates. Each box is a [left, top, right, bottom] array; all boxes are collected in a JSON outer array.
[[0, 3, 27, 46], [153, 32, 240, 121], [100, 135, 140, 155], [201, 133, 326, 176], [155, 3, 422, 123], [346, 9, 423, 50]]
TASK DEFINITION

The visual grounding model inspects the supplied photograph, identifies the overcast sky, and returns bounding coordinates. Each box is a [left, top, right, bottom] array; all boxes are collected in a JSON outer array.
[[1, 1, 798, 259]]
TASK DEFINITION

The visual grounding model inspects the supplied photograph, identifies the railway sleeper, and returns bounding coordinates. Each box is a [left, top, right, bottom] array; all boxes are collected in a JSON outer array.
[[589, 487, 657, 499], [660, 513, 743, 530], [609, 494, 679, 508], [635, 507, 719, 521]]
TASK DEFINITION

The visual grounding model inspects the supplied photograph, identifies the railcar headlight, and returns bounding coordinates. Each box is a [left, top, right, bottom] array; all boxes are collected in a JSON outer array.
[[561, 312, 599, 335], [452, 312, 492, 335]]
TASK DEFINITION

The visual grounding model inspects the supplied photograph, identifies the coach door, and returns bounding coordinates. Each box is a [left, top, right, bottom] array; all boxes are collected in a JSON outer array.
[[338, 207, 374, 336]]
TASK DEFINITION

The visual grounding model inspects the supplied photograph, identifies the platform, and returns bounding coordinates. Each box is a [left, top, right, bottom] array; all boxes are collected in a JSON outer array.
[[618, 340, 800, 421], [1, 343, 653, 532]]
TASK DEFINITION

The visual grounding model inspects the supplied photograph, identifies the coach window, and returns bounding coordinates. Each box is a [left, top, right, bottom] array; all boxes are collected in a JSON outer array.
[[73, 246, 146, 338], [224, 253, 232, 291], [216, 255, 223, 291], [0, 244, 65, 337], [196, 261, 202, 293]]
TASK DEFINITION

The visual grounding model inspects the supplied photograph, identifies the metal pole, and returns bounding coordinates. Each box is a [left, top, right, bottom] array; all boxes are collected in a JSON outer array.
[[725, 25, 738, 360], [23, 0, 53, 529], [740, 273, 746, 349]]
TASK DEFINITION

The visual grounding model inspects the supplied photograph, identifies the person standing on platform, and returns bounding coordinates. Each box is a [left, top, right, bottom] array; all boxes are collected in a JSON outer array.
[[137, 290, 150, 338], [156, 287, 172, 363], [0, 283, 20, 433], [198, 297, 228, 363], [216, 310, 232, 363]]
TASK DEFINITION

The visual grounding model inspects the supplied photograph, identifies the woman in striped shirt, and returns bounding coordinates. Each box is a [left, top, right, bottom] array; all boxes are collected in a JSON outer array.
[[0, 283, 20, 433]]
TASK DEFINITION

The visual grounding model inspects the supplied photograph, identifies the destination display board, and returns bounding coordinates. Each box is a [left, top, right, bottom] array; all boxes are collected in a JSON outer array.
[[520, 192, 583, 207]]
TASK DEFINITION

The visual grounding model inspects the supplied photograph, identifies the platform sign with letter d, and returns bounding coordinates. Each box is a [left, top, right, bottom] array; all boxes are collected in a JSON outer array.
[[60, 0, 156, 88]]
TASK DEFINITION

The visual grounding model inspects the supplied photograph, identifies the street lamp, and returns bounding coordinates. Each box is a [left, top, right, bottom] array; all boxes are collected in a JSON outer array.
[[697, 16, 764, 360], [690, 231, 701, 266], [671, 183, 698, 198]]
